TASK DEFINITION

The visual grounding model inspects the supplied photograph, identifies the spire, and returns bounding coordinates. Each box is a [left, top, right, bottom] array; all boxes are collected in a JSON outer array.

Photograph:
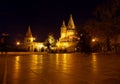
[[25, 25, 33, 37], [61, 20, 66, 28], [67, 14, 75, 29]]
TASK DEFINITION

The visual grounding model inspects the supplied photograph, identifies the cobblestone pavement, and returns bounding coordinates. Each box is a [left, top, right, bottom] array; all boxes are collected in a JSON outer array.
[[0, 53, 120, 84]]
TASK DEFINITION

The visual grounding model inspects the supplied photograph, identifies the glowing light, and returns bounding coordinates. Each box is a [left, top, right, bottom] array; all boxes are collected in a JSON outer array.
[[56, 54, 59, 65], [63, 42, 69, 48], [16, 56, 20, 61], [40, 55, 43, 64], [92, 37, 99, 43], [16, 42, 20, 45], [67, 32, 74, 37], [30, 37, 34, 42], [61, 54, 67, 71], [15, 56, 20, 69], [92, 53, 98, 73], [32, 55, 38, 64], [33, 37, 36, 40], [56, 42, 60, 47], [13, 56, 20, 79], [39, 44, 44, 48], [61, 33, 66, 38], [92, 38, 96, 42], [63, 54, 67, 63]]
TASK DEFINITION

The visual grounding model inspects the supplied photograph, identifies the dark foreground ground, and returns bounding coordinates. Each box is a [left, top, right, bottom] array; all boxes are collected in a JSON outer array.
[[0, 52, 120, 84]]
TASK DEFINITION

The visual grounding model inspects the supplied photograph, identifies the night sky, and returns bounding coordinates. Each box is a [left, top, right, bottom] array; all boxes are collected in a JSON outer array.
[[0, 0, 104, 42]]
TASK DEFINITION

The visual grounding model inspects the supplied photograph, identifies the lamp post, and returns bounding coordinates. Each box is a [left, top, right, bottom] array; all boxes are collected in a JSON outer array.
[[91, 37, 101, 52], [92, 38, 96, 42], [16, 41, 20, 46]]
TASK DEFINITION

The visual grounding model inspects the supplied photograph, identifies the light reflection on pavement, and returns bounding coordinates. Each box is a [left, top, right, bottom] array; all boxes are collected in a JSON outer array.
[[0, 53, 120, 84]]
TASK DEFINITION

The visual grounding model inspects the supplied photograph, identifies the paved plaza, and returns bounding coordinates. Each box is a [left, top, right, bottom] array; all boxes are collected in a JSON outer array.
[[0, 52, 120, 84]]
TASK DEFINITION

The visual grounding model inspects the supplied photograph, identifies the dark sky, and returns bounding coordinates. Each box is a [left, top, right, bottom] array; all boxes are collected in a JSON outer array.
[[0, 0, 104, 41]]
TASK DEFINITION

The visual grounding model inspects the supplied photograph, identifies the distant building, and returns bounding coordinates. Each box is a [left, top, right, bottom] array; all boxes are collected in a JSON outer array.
[[23, 14, 79, 52]]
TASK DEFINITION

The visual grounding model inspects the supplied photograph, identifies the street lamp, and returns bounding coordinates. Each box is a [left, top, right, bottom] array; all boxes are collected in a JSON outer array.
[[16, 41, 20, 46], [92, 38, 96, 42]]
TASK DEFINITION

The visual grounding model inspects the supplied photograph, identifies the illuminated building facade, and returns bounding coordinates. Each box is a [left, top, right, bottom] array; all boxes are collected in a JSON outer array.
[[56, 14, 79, 52], [23, 26, 45, 51], [23, 14, 79, 52]]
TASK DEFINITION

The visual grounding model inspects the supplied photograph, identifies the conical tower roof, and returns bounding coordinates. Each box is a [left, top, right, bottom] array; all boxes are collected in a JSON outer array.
[[25, 25, 33, 37], [67, 14, 75, 29], [61, 20, 66, 28]]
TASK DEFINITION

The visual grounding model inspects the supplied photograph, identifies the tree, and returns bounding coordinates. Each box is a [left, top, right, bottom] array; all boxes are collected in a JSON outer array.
[[94, 0, 120, 21], [81, 0, 120, 52], [44, 33, 56, 51], [76, 26, 92, 53]]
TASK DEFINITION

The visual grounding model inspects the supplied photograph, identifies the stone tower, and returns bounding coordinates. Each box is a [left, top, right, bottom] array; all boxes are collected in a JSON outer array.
[[60, 20, 67, 39], [66, 14, 76, 38], [24, 25, 34, 43], [59, 14, 77, 41], [67, 14, 75, 29], [57, 14, 79, 51]]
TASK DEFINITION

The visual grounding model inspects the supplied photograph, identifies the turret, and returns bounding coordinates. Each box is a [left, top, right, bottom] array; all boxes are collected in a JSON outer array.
[[25, 25, 33, 38], [67, 14, 75, 29], [24, 25, 34, 43], [60, 20, 67, 38]]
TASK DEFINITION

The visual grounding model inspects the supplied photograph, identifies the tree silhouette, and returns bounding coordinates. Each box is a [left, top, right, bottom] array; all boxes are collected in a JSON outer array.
[[44, 33, 56, 51], [76, 26, 92, 53], [82, 0, 120, 52]]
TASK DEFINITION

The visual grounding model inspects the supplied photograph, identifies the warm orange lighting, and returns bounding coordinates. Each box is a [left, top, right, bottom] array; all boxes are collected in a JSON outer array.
[[56, 42, 70, 48], [61, 33, 66, 38], [56, 42, 60, 47], [63, 43, 69, 47], [92, 53, 98, 73], [32, 55, 38, 64], [30, 37, 34, 42], [67, 32, 74, 37], [39, 44, 44, 48], [33, 37, 36, 40], [16, 42, 20, 45], [13, 56, 20, 79], [62, 54, 67, 71], [92, 38, 96, 42], [15, 56, 20, 69]]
